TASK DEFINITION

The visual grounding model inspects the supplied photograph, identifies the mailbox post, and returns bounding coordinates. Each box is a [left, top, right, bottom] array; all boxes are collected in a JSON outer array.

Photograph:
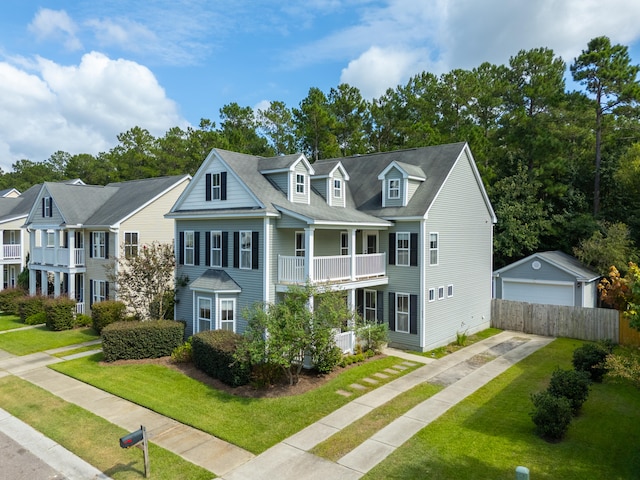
[[119, 425, 149, 478]]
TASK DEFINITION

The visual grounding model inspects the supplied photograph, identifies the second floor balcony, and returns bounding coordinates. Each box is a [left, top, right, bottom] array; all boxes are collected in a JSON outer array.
[[31, 247, 85, 268], [278, 252, 386, 285], [0, 244, 22, 261]]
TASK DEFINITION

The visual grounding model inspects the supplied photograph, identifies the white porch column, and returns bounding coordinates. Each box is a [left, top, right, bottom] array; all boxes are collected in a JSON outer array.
[[29, 268, 37, 296], [0, 229, 4, 261], [68, 230, 76, 267], [0, 264, 4, 292], [40, 270, 47, 295], [305, 227, 315, 282], [19, 229, 25, 269], [68, 272, 76, 302], [350, 228, 357, 281], [53, 272, 61, 297]]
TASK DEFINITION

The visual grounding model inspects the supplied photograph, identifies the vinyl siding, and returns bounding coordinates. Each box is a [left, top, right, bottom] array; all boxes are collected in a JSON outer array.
[[422, 149, 493, 351], [311, 178, 327, 201], [407, 178, 421, 203], [267, 172, 289, 195], [291, 162, 310, 204], [175, 218, 265, 335], [384, 169, 404, 208], [331, 170, 346, 208], [180, 156, 260, 210], [385, 221, 421, 350]]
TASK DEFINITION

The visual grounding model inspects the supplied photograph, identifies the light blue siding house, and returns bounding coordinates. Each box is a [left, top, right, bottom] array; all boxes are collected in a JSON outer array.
[[167, 142, 496, 351]]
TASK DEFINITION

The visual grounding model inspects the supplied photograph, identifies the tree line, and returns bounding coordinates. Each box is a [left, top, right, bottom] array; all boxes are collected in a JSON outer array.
[[2, 36, 639, 270]]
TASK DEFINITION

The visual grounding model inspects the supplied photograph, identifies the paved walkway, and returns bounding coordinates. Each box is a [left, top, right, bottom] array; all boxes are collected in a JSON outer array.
[[0, 330, 554, 480]]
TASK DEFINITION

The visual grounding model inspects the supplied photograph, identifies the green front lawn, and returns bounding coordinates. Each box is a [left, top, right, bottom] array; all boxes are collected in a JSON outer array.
[[51, 354, 420, 454], [0, 314, 25, 332], [364, 338, 640, 480], [0, 326, 99, 355], [0, 376, 213, 480]]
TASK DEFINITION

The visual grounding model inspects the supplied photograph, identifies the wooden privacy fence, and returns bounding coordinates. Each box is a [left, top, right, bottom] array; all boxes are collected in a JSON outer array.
[[491, 299, 619, 343]]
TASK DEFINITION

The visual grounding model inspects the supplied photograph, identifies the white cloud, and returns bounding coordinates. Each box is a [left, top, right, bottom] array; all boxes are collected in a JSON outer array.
[[28, 8, 82, 51], [340, 46, 422, 99], [85, 18, 158, 54], [0, 52, 185, 170]]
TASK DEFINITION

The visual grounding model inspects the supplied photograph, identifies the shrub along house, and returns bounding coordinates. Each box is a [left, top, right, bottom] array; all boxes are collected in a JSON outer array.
[[167, 142, 496, 352], [24, 175, 190, 314]]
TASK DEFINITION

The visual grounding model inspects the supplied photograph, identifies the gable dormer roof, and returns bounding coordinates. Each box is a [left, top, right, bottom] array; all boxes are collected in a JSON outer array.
[[377, 161, 426, 181], [311, 160, 350, 181], [258, 154, 315, 175]]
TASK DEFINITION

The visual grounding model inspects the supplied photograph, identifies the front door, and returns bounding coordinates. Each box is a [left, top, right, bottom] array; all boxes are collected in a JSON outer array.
[[364, 232, 377, 254]]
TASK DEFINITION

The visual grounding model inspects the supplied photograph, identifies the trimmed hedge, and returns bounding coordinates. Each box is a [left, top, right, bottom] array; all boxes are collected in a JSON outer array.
[[25, 311, 46, 326], [0, 288, 26, 314], [45, 297, 77, 331], [572, 342, 612, 382], [547, 368, 591, 414], [102, 320, 185, 362], [18, 295, 46, 323], [192, 330, 250, 387], [530, 391, 573, 441], [92, 300, 127, 334]]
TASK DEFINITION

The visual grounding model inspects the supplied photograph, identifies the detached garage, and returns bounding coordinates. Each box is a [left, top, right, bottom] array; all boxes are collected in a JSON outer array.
[[493, 251, 600, 308]]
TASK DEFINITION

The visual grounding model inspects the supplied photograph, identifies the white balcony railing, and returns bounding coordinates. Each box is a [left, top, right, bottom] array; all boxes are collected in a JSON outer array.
[[278, 253, 386, 284], [1, 244, 21, 260], [31, 247, 86, 268]]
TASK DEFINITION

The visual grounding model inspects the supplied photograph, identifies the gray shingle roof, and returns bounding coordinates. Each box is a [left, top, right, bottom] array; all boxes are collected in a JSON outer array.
[[0, 184, 43, 223], [190, 269, 242, 292], [494, 250, 600, 282]]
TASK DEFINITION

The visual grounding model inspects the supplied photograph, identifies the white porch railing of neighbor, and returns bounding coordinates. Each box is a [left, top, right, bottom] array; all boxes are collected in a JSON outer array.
[[2, 244, 21, 259]]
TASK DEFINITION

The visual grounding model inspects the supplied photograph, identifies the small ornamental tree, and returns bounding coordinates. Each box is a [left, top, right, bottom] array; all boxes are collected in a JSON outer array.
[[108, 242, 176, 320]]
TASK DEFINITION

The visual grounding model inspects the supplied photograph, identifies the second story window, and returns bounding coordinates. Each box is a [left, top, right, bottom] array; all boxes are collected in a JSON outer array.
[[240, 231, 252, 269], [46, 230, 55, 248], [396, 232, 410, 266], [92, 232, 106, 259], [184, 231, 195, 266], [388, 179, 400, 199], [211, 231, 222, 267], [124, 232, 139, 258], [296, 174, 305, 194], [429, 233, 439, 265]]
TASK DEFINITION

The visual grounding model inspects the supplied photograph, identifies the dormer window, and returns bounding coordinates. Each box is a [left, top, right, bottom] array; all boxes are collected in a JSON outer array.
[[211, 173, 221, 200], [388, 179, 400, 199], [296, 174, 306, 194], [333, 179, 342, 198]]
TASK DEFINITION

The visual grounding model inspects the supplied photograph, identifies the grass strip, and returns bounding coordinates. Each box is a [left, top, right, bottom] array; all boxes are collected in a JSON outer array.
[[0, 376, 213, 480], [0, 314, 24, 332], [311, 382, 443, 461], [363, 338, 640, 480], [51, 354, 419, 454], [422, 327, 503, 359], [51, 344, 102, 358], [0, 326, 99, 355]]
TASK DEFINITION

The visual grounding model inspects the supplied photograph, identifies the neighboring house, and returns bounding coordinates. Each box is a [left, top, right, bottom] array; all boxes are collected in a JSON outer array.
[[0, 185, 41, 290], [493, 251, 600, 308], [24, 175, 190, 314], [167, 142, 496, 352]]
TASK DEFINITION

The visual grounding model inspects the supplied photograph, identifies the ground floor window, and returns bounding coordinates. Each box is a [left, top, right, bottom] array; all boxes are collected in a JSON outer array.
[[91, 279, 107, 305], [396, 293, 409, 333], [219, 298, 235, 331], [198, 297, 212, 332], [364, 289, 377, 322]]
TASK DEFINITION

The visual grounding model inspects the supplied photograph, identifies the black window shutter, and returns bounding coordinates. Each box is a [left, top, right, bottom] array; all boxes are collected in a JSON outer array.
[[48, 197, 53, 217], [205, 173, 212, 201], [194, 232, 200, 266], [105, 232, 109, 258], [377, 291, 384, 324], [89, 281, 93, 307], [178, 232, 184, 265], [410, 233, 418, 266], [42, 197, 45, 217], [105, 282, 110, 300], [388, 233, 396, 265], [356, 289, 364, 317], [89, 233, 93, 258], [388, 292, 396, 331], [205, 232, 211, 266], [252, 231, 259, 270], [410, 294, 418, 334], [221, 172, 227, 201], [233, 232, 239, 268], [222, 231, 228, 267]]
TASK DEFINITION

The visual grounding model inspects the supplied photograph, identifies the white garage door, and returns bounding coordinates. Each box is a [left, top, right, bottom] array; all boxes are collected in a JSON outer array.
[[503, 281, 574, 306]]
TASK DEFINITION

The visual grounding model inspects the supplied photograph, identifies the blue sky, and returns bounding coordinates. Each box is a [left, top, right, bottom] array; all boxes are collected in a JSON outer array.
[[1, 1, 640, 172]]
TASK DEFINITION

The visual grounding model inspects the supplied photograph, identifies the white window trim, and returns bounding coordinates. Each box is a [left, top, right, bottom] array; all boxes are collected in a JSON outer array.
[[43, 196, 52, 217], [333, 178, 342, 198], [294, 231, 305, 257], [46, 230, 55, 248], [388, 178, 400, 199], [296, 173, 306, 194], [211, 231, 222, 267], [92, 279, 107, 304], [438, 286, 445, 300], [240, 230, 252, 270], [92, 232, 106, 259], [396, 232, 410, 267], [396, 292, 410, 333], [428, 288, 435, 302], [364, 289, 377, 322], [211, 173, 221, 200], [197, 296, 213, 333], [184, 231, 195, 266], [429, 232, 439, 266], [340, 232, 349, 256], [447, 284, 454, 298], [219, 298, 236, 332]]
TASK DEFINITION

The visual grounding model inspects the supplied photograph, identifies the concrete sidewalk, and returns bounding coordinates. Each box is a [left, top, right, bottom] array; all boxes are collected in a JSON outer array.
[[0, 331, 553, 480]]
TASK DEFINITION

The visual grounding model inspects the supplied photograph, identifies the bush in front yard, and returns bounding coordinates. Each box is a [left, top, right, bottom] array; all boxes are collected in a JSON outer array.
[[0, 288, 26, 314], [44, 297, 77, 331], [18, 295, 46, 323], [547, 368, 591, 414], [92, 300, 127, 334], [530, 391, 573, 441], [192, 330, 251, 387], [25, 311, 46, 326], [572, 342, 613, 382], [102, 320, 185, 362]]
